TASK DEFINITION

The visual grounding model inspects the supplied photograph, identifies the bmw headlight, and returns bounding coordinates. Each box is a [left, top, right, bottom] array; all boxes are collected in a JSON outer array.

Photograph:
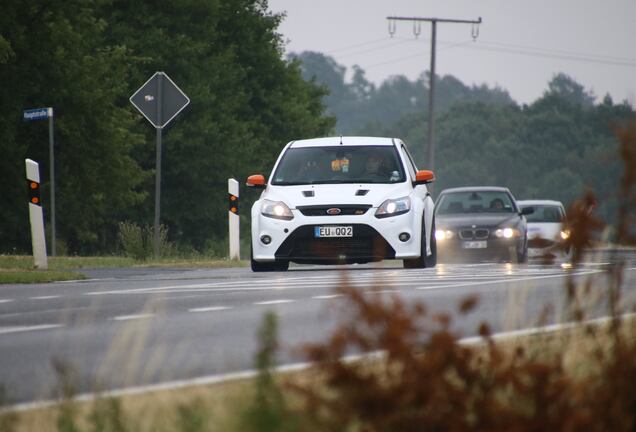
[[435, 229, 455, 241], [495, 227, 520, 239], [261, 199, 294, 220], [375, 196, 411, 218]]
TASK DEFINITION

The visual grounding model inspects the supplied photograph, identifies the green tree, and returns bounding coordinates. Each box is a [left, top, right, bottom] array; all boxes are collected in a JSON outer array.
[[102, 0, 334, 251], [0, 1, 147, 254]]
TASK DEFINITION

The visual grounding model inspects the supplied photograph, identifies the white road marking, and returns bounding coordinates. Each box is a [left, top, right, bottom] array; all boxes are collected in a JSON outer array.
[[366, 289, 401, 294], [312, 294, 343, 300], [253, 299, 294, 306], [9, 311, 636, 414], [0, 299, 14, 304], [189, 306, 232, 313], [111, 313, 155, 321], [76, 263, 620, 302], [415, 269, 602, 290], [29, 296, 61, 300], [0, 324, 62, 335]]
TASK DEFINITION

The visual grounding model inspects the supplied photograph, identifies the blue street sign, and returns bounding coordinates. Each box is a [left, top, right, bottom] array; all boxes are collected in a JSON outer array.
[[23, 108, 52, 121]]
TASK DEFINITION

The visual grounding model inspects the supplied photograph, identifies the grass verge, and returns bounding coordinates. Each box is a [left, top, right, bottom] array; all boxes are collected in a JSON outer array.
[[5, 315, 634, 432], [0, 255, 248, 284]]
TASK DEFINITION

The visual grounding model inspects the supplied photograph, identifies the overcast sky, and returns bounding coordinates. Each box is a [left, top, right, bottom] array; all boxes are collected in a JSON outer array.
[[267, 0, 636, 105]]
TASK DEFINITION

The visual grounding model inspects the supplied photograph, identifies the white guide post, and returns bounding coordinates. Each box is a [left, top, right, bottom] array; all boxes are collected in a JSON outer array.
[[25, 159, 48, 269], [228, 178, 240, 260]]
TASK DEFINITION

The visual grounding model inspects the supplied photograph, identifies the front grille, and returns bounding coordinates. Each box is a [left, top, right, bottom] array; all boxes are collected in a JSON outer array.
[[528, 238, 554, 248], [275, 224, 395, 264], [297, 205, 372, 217], [459, 228, 490, 240]]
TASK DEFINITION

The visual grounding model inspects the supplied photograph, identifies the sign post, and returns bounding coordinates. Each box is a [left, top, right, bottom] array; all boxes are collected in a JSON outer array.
[[228, 179, 240, 260], [23, 107, 56, 256], [130, 72, 190, 257], [25, 159, 48, 269]]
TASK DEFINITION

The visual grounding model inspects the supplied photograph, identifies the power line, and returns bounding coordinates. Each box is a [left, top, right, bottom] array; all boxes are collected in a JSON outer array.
[[457, 42, 636, 67], [324, 37, 393, 55], [327, 38, 413, 59], [364, 40, 473, 70], [311, 33, 636, 69], [478, 39, 636, 64]]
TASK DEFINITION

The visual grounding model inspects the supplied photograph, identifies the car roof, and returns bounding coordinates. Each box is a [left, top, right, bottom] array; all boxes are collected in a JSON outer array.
[[438, 186, 512, 194], [517, 200, 564, 207], [289, 136, 397, 148]]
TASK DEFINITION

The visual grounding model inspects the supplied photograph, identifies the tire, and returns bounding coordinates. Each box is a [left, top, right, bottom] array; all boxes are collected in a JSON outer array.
[[516, 237, 528, 264], [425, 218, 437, 267], [251, 246, 289, 272], [403, 216, 437, 269]]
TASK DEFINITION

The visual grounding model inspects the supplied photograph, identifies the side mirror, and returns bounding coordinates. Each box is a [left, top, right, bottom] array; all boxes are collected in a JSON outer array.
[[246, 174, 266, 189], [414, 170, 435, 185], [520, 206, 534, 216]]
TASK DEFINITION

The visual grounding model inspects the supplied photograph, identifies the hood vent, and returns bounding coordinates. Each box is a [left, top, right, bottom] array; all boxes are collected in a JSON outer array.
[[302, 190, 314, 197], [355, 189, 369, 196]]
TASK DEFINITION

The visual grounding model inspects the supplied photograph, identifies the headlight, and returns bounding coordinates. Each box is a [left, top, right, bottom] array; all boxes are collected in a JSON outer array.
[[495, 227, 519, 239], [560, 229, 571, 240], [435, 229, 455, 241], [375, 196, 411, 218], [261, 199, 294, 220]]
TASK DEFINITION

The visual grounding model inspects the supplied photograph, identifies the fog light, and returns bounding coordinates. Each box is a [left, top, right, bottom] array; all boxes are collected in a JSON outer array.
[[399, 232, 410, 242], [260, 235, 272, 245]]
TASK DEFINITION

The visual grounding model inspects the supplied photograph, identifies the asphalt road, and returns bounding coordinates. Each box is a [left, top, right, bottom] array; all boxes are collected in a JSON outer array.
[[1, 253, 635, 406]]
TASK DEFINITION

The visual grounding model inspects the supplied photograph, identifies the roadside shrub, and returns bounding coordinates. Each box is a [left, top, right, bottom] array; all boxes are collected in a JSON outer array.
[[117, 222, 173, 261]]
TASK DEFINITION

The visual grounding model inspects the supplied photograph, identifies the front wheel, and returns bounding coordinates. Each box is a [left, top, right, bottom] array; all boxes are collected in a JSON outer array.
[[251, 246, 289, 272], [403, 216, 437, 269], [516, 238, 528, 264]]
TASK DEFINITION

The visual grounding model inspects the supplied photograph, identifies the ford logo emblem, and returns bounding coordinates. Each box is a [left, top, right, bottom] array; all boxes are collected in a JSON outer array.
[[326, 208, 341, 215]]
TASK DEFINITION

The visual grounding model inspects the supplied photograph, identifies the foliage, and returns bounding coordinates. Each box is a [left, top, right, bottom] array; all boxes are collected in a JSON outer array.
[[100, 0, 334, 251], [0, 0, 334, 255], [117, 222, 173, 261], [0, 0, 148, 255], [293, 51, 514, 134]]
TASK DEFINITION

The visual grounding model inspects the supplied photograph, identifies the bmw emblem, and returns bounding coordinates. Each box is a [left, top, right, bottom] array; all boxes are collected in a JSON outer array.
[[326, 208, 341, 215]]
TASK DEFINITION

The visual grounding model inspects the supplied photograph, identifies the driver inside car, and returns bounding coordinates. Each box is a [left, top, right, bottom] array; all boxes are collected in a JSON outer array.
[[363, 152, 389, 179], [489, 198, 505, 210]]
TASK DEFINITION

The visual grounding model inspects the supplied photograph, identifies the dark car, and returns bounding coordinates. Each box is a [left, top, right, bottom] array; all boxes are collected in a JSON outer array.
[[434, 187, 534, 263]]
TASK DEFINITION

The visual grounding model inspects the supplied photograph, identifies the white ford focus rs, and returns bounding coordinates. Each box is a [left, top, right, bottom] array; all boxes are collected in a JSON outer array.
[[246, 136, 436, 272]]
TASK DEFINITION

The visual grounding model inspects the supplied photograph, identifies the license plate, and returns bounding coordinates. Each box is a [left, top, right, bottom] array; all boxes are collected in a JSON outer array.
[[528, 248, 543, 257], [462, 241, 487, 249], [314, 226, 353, 238]]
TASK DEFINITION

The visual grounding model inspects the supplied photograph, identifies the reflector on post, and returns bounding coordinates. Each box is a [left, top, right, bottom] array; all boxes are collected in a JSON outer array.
[[228, 178, 240, 260], [25, 159, 48, 269]]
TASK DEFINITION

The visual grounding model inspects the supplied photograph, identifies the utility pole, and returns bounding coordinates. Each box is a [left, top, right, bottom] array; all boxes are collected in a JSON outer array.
[[387, 16, 482, 181]]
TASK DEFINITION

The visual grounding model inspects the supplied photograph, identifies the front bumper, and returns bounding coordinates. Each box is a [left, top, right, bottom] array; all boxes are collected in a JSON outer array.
[[527, 237, 571, 260], [251, 206, 424, 264], [437, 237, 523, 262]]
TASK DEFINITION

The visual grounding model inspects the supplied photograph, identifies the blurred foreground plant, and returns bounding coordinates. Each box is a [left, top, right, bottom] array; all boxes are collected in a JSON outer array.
[[289, 122, 636, 431]]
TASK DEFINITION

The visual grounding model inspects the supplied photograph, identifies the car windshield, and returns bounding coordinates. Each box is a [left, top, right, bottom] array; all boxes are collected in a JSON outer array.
[[436, 191, 515, 215], [271, 145, 406, 185], [521, 205, 564, 222]]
